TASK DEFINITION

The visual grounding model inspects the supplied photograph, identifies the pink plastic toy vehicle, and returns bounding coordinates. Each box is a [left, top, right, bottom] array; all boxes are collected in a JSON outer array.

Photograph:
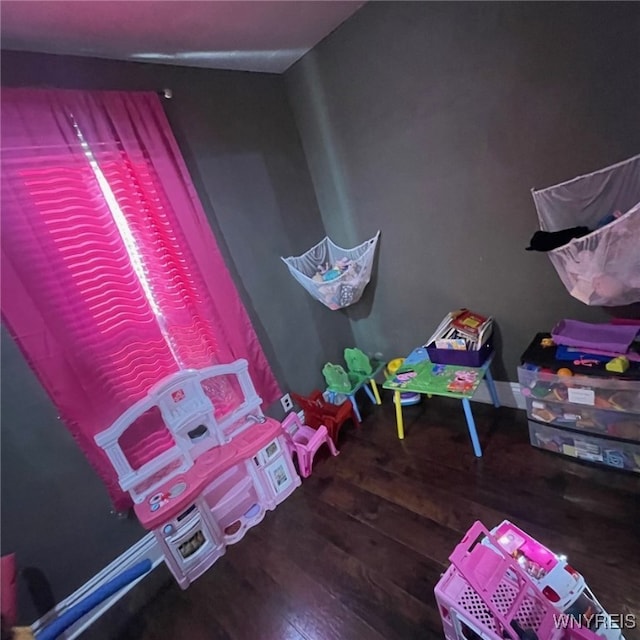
[[435, 520, 625, 640]]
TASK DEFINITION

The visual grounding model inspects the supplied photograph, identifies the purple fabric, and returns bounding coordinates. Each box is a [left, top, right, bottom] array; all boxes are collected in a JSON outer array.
[[551, 319, 639, 353], [1, 89, 281, 510]]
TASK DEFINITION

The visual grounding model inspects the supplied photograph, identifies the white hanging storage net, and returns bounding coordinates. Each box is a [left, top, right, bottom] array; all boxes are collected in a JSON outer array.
[[531, 154, 640, 306], [282, 231, 380, 310]]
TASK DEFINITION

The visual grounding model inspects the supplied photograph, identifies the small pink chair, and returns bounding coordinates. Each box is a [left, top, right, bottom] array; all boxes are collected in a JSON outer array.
[[281, 412, 339, 478]]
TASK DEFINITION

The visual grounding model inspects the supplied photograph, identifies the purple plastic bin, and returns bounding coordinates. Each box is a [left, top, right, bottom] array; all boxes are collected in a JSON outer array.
[[426, 333, 493, 367]]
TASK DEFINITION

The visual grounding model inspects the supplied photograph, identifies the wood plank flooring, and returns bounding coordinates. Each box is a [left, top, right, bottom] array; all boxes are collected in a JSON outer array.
[[118, 395, 640, 640]]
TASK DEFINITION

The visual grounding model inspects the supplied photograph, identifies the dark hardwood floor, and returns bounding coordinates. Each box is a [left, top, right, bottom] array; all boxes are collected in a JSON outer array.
[[119, 395, 640, 640]]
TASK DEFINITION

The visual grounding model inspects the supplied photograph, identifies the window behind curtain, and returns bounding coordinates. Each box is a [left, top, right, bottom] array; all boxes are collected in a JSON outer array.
[[1, 89, 280, 509], [9, 143, 226, 401]]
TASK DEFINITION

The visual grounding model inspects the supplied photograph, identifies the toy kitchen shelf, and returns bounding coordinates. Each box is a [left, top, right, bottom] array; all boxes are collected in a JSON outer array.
[[95, 360, 300, 588], [517, 364, 640, 475]]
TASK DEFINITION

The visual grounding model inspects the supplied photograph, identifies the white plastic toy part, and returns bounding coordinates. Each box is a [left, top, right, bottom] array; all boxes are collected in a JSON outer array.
[[94, 359, 264, 503]]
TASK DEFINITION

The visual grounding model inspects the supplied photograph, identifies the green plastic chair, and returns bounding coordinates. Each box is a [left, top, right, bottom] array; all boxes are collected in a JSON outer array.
[[345, 347, 383, 408], [322, 348, 384, 422], [344, 347, 373, 378], [322, 363, 352, 394]]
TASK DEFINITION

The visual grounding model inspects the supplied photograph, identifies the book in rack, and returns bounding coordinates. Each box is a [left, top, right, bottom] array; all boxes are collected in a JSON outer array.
[[426, 309, 493, 352]]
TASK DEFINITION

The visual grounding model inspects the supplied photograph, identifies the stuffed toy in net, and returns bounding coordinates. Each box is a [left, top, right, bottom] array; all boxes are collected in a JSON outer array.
[[282, 231, 380, 310], [531, 154, 640, 306]]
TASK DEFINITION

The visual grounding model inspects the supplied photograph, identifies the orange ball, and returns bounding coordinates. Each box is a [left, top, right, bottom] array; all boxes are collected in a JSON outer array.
[[557, 368, 573, 377]]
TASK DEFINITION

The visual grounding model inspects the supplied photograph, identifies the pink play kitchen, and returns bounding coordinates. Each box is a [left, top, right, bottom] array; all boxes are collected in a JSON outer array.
[[94, 359, 300, 588]]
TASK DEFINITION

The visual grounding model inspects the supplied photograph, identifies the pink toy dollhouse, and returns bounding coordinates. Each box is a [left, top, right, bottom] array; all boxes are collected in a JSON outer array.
[[94, 359, 300, 589], [435, 520, 625, 640]]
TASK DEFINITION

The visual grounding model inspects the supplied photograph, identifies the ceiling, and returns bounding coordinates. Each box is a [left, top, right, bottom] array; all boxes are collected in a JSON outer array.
[[0, 1, 365, 73]]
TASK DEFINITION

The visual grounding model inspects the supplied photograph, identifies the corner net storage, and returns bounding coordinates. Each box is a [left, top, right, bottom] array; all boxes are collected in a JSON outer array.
[[531, 154, 640, 306], [282, 231, 380, 310]]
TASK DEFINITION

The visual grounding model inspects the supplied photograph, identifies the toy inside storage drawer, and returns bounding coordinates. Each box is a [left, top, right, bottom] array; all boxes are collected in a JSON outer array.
[[527, 420, 640, 474], [517, 367, 640, 414], [525, 397, 640, 442]]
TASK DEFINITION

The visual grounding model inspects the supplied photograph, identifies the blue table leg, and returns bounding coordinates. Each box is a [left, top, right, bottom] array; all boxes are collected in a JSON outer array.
[[362, 383, 376, 404], [348, 394, 362, 422], [485, 369, 500, 408], [462, 397, 482, 457]]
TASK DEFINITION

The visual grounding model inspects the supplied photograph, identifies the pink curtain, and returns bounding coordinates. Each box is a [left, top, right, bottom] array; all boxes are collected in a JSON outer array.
[[1, 89, 280, 510]]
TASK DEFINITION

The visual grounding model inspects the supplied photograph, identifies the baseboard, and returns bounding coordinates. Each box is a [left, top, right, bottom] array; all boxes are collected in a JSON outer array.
[[30, 533, 164, 640], [471, 380, 526, 411]]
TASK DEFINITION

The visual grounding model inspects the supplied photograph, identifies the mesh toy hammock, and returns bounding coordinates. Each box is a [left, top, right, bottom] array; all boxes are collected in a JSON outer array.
[[282, 231, 380, 310], [531, 154, 640, 307]]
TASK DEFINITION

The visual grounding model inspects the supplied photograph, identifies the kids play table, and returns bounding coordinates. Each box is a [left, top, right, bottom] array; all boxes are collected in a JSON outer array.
[[382, 346, 500, 456]]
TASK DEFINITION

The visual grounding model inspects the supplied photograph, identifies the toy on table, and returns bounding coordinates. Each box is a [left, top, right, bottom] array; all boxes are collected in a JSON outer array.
[[435, 519, 624, 640], [386, 358, 404, 375], [394, 370, 418, 385], [386, 358, 422, 405], [446, 370, 478, 394]]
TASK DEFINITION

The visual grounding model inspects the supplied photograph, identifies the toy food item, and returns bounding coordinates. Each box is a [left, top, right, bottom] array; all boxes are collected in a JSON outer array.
[[532, 407, 556, 423], [576, 411, 601, 429], [531, 383, 552, 398], [557, 368, 573, 377], [608, 391, 637, 412], [594, 394, 613, 409], [608, 421, 640, 440], [552, 383, 568, 401]]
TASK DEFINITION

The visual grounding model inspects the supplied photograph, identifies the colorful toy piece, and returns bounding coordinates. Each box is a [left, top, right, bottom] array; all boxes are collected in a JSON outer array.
[[281, 412, 339, 478], [386, 358, 422, 405], [605, 357, 630, 373], [435, 520, 625, 640]]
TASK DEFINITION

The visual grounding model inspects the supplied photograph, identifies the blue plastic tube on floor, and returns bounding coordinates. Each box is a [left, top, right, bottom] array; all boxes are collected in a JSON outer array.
[[36, 559, 152, 640]]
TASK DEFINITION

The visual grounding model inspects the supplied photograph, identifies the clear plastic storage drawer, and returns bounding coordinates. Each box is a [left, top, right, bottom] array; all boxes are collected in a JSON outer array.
[[524, 397, 640, 442], [517, 366, 640, 415], [527, 420, 640, 474]]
